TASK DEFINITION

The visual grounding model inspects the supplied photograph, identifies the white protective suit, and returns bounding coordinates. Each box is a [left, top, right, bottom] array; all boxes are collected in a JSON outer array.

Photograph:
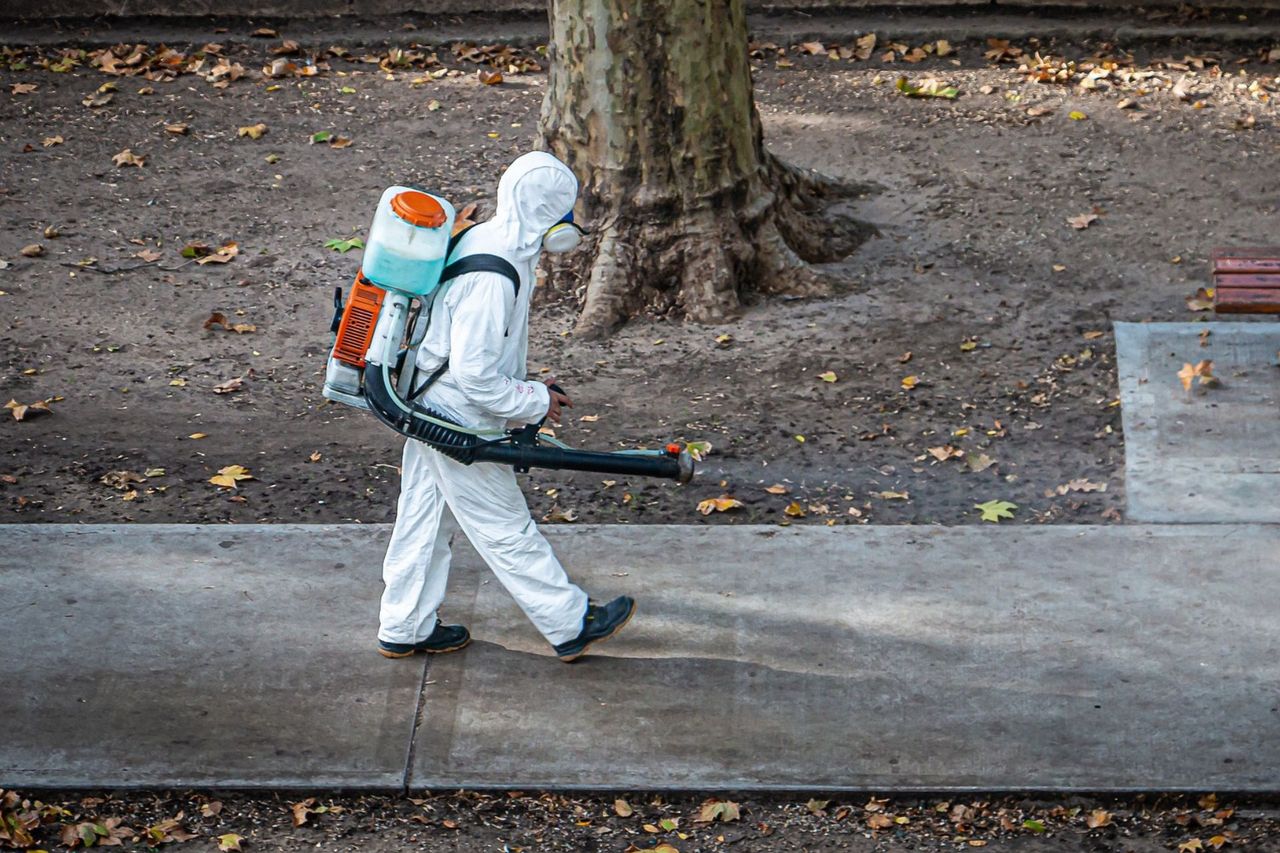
[[378, 152, 589, 647]]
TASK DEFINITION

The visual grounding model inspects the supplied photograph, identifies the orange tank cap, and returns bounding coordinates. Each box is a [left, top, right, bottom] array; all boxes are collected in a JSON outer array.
[[390, 191, 447, 228]]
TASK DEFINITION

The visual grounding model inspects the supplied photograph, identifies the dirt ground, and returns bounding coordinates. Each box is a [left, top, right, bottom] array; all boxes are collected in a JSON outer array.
[[2, 12, 1280, 852], [6, 789, 1280, 853], [0, 16, 1277, 532]]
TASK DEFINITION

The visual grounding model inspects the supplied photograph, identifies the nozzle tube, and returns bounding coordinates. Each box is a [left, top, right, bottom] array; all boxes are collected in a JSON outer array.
[[473, 443, 693, 483]]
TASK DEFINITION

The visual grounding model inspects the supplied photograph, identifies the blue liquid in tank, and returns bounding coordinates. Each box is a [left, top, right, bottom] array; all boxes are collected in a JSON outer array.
[[363, 250, 445, 296]]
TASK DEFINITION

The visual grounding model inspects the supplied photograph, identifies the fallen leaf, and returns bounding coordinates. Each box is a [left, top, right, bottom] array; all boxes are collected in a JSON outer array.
[[1207, 835, 1228, 850], [1068, 213, 1099, 229], [784, 500, 806, 518], [328, 135, 353, 148], [427, 99, 441, 111], [896, 76, 959, 99], [817, 370, 838, 383], [213, 376, 245, 394], [1186, 287, 1215, 311], [1026, 105, 1054, 117], [975, 499, 1017, 522], [542, 505, 578, 523], [867, 813, 894, 829], [1083, 330, 1105, 339], [42, 135, 64, 147], [308, 451, 322, 462], [614, 799, 633, 818], [324, 237, 365, 253], [1236, 114, 1256, 130], [196, 241, 239, 264], [966, 453, 995, 473], [100, 470, 146, 490], [1053, 478, 1106, 495], [217, 833, 244, 852], [1178, 360, 1217, 391], [1087, 809, 1112, 828], [237, 123, 268, 139], [1172, 74, 1194, 102], [1179, 840, 1204, 853], [135, 249, 163, 262], [874, 490, 909, 500], [311, 130, 333, 144], [189, 432, 208, 439], [696, 799, 741, 823], [144, 468, 166, 477], [697, 496, 743, 515], [112, 148, 146, 167], [1068, 110, 1088, 120], [898, 351, 913, 363], [764, 483, 790, 495], [291, 800, 316, 827], [478, 69, 503, 85], [806, 799, 829, 817], [20, 243, 44, 257], [928, 445, 963, 461], [12, 82, 38, 95], [1023, 819, 1046, 833], [901, 374, 919, 390], [684, 440, 712, 462], [251, 27, 279, 37], [5, 398, 52, 421], [210, 464, 254, 488]]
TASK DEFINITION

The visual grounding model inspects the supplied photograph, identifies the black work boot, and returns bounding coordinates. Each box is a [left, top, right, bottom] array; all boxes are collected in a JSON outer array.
[[553, 596, 636, 663], [378, 621, 471, 658]]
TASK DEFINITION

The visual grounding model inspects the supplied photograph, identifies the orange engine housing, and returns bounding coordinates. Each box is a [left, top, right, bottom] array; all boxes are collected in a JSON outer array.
[[332, 272, 386, 368]]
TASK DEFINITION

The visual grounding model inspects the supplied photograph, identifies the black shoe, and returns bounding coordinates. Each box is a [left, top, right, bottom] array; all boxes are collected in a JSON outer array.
[[553, 596, 636, 663], [378, 622, 471, 658]]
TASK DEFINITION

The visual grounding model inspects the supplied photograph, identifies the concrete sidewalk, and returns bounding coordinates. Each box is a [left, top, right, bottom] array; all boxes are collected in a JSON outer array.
[[1117, 323, 1280, 523], [3, 523, 1278, 792]]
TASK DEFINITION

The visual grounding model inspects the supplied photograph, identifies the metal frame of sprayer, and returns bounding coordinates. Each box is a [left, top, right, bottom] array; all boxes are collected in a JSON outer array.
[[323, 270, 695, 484]]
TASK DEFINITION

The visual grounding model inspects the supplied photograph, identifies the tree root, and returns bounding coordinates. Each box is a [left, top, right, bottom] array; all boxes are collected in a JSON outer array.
[[563, 154, 874, 336]]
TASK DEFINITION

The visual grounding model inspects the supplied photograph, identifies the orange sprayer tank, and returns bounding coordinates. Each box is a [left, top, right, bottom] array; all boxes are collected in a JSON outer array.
[[332, 271, 386, 368]]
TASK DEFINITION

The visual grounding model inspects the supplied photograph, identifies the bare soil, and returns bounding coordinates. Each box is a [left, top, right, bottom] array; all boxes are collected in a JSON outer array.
[[0, 22, 1277, 530], [5, 789, 1280, 853]]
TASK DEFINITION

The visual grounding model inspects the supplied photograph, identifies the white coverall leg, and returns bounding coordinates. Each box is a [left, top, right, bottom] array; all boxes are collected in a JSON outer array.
[[378, 151, 590, 649], [380, 440, 588, 646]]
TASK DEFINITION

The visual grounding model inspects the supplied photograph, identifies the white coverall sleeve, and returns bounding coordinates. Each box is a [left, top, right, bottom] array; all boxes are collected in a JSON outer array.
[[446, 273, 550, 424]]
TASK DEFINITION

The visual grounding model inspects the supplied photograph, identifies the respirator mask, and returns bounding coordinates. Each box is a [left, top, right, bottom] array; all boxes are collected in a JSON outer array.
[[543, 212, 587, 254]]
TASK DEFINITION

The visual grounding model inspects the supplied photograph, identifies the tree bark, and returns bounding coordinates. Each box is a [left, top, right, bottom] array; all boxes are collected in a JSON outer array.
[[541, 0, 867, 337]]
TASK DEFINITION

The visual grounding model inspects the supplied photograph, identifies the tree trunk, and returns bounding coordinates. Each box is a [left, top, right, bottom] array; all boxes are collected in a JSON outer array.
[[541, 0, 866, 337]]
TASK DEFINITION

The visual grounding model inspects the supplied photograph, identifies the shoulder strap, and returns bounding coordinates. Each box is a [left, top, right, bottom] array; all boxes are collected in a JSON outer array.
[[439, 253, 521, 298], [405, 230, 521, 402]]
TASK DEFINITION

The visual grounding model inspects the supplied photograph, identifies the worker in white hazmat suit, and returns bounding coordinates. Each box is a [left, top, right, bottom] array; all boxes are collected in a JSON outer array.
[[377, 151, 636, 663]]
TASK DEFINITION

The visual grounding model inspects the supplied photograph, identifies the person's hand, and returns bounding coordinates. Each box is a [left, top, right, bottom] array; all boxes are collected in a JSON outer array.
[[543, 377, 572, 426]]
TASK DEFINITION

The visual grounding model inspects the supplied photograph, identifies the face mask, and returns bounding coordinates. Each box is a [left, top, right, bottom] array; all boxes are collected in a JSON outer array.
[[543, 212, 587, 254]]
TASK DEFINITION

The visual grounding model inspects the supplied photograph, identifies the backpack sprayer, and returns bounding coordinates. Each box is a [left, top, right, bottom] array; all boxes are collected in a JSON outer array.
[[322, 186, 695, 484]]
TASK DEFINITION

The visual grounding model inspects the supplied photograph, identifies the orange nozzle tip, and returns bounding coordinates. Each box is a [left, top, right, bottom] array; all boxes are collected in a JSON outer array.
[[666, 443, 682, 455]]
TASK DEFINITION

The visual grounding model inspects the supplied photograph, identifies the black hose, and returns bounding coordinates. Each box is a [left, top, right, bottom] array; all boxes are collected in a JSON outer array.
[[364, 365, 693, 482]]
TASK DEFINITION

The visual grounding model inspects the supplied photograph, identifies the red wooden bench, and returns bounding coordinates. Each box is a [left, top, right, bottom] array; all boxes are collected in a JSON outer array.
[[1212, 248, 1280, 314]]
